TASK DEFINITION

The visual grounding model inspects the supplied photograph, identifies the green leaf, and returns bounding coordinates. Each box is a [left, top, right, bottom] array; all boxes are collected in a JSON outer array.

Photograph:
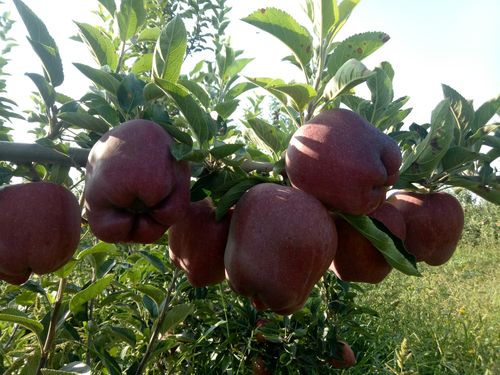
[[328, 32, 390, 75], [59, 361, 91, 374], [214, 99, 239, 119], [69, 275, 114, 313], [75, 22, 118, 70], [58, 112, 110, 134], [77, 242, 118, 260], [339, 214, 420, 276], [366, 65, 394, 123], [98, 0, 116, 15], [226, 82, 258, 99], [160, 303, 194, 334], [170, 144, 207, 162], [131, 53, 152, 74], [271, 83, 317, 112], [14, 0, 64, 86], [333, 0, 361, 37], [245, 77, 288, 104], [154, 78, 211, 144], [138, 27, 161, 41], [210, 143, 245, 159], [400, 99, 455, 181], [117, 74, 146, 113], [117, 0, 146, 41], [245, 117, 289, 155], [471, 96, 500, 134], [137, 251, 167, 273], [441, 146, 479, 171], [135, 285, 166, 306], [242, 8, 313, 71], [320, 0, 338, 41], [442, 84, 474, 145], [25, 73, 55, 108], [223, 58, 254, 81], [215, 178, 262, 221], [325, 58, 375, 100], [152, 15, 187, 83], [0, 308, 43, 338], [178, 79, 210, 108], [446, 176, 500, 205], [74, 63, 121, 94]]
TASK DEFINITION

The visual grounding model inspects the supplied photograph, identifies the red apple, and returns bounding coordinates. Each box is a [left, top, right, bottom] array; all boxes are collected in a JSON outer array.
[[329, 340, 356, 369], [331, 202, 406, 283], [0, 182, 81, 284], [224, 183, 337, 315], [388, 191, 464, 265], [168, 198, 232, 287], [286, 108, 402, 215], [84, 119, 191, 243]]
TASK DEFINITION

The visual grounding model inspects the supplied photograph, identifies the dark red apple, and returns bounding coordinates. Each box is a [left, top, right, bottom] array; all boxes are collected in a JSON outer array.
[[285, 108, 402, 215], [329, 340, 356, 369], [388, 191, 464, 266], [330, 202, 406, 283], [224, 183, 337, 315], [0, 182, 81, 285], [84, 119, 191, 244], [168, 198, 232, 287]]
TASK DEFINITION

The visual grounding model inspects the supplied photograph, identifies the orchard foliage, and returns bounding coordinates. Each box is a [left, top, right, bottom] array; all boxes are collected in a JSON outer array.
[[0, 0, 498, 374]]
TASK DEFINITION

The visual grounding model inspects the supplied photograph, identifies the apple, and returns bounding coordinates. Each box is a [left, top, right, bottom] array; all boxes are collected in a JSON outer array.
[[285, 108, 402, 215], [388, 191, 464, 265], [0, 182, 81, 285], [168, 198, 232, 287], [84, 119, 191, 243], [330, 202, 406, 283], [224, 183, 337, 315], [329, 340, 356, 369]]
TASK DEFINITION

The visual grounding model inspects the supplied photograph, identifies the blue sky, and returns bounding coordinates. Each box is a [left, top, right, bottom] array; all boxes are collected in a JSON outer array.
[[3, 0, 499, 141]]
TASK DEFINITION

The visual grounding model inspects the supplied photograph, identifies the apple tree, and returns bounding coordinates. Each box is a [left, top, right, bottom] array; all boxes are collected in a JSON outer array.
[[0, 0, 498, 374]]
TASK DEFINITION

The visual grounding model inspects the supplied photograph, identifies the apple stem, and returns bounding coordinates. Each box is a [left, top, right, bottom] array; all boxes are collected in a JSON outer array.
[[135, 267, 180, 375], [36, 277, 67, 374]]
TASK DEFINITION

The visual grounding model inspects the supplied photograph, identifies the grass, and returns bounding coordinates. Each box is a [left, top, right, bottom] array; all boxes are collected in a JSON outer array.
[[343, 238, 499, 375]]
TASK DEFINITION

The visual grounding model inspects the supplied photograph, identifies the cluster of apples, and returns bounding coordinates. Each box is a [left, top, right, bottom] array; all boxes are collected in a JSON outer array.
[[0, 182, 81, 284], [83, 109, 464, 317]]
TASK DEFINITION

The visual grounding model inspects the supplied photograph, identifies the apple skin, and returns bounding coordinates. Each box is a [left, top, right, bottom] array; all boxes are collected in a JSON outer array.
[[84, 119, 191, 244], [0, 182, 81, 285], [329, 340, 356, 369], [224, 183, 337, 315], [388, 191, 464, 266], [330, 202, 406, 283], [285, 108, 402, 215], [168, 198, 232, 287]]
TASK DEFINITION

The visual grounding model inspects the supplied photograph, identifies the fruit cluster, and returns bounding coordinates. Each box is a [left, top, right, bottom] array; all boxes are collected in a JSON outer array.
[[82, 110, 464, 317]]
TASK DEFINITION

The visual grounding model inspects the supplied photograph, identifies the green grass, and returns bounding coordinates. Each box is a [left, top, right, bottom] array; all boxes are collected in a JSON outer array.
[[344, 239, 499, 375]]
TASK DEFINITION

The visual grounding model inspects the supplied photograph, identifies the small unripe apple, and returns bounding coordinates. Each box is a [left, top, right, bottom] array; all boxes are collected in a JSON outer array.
[[168, 198, 232, 287], [224, 183, 337, 315], [331, 202, 405, 283], [84, 119, 191, 243], [0, 182, 81, 284], [286, 108, 402, 215], [388, 191, 464, 266], [329, 340, 356, 369]]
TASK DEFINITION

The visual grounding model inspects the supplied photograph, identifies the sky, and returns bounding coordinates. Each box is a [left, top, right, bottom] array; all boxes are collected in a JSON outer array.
[[2, 0, 499, 142]]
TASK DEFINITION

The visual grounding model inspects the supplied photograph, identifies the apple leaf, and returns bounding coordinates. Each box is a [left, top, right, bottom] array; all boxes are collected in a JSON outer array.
[[58, 112, 110, 135], [73, 63, 121, 94], [117, 74, 146, 113], [442, 84, 474, 145], [400, 99, 455, 181], [75, 22, 118, 71], [210, 143, 245, 159], [13, 0, 64, 86], [338, 213, 421, 276], [179, 79, 211, 108], [271, 83, 317, 112], [117, 0, 146, 41], [325, 58, 375, 100], [223, 58, 254, 81], [25, 73, 56, 108], [366, 65, 394, 124], [320, 0, 339, 41], [0, 308, 43, 339], [470, 95, 500, 136], [135, 285, 166, 306], [327, 32, 390, 75], [138, 27, 161, 41], [76, 242, 118, 261], [160, 303, 194, 334], [138, 251, 167, 274], [215, 178, 263, 221], [446, 176, 500, 205], [69, 275, 114, 313], [226, 82, 258, 100], [242, 8, 313, 71], [245, 117, 290, 155], [153, 15, 187, 83], [154, 78, 212, 144], [131, 53, 153, 74], [441, 146, 479, 171]]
